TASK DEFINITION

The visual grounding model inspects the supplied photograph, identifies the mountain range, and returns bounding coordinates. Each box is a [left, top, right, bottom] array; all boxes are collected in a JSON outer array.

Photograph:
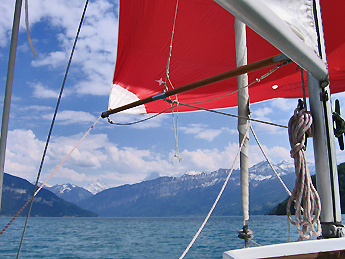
[[76, 160, 301, 217], [1, 160, 315, 217], [1, 173, 97, 217]]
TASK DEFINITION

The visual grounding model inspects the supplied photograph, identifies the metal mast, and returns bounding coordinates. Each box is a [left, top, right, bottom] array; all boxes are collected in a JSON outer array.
[[0, 0, 23, 212]]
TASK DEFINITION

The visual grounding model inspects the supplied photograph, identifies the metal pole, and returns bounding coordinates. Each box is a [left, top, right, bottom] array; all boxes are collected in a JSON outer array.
[[0, 0, 23, 212], [235, 18, 253, 246], [235, 19, 250, 228], [307, 0, 344, 238], [308, 75, 343, 237]]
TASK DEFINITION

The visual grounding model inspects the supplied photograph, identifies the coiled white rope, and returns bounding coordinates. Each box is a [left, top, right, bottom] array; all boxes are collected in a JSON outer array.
[[287, 107, 321, 240]]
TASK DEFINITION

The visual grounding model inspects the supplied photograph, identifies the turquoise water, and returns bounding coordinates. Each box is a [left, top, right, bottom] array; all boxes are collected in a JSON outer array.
[[0, 216, 314, 258]]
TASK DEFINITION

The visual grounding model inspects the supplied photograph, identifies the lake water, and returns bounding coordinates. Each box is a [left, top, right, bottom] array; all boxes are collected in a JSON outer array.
[[0, 215, 333, 258]]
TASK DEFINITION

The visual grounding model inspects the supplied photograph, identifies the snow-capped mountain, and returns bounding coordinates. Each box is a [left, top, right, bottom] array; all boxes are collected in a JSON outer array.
[[2, 173, 97, 217], [45, 183, 93, 204], [85, 181, 110, 195], [78, 160, 304, 217]]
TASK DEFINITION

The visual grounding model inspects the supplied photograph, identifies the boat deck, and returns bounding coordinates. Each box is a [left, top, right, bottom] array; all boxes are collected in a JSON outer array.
[[223, 237, 345, 258]]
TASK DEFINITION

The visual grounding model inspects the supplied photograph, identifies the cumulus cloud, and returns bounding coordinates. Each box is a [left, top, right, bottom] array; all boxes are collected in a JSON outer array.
[[0, 1, 14, 47], [180, 123, 229, 141], [42, 110, 98, 125], [4, 129, 176, 186], [27, 0, 118, 97], [53, 167, 88, 182], [5, 129, 46, 180], [179, 141, 291, 174], [32, 83, 60, 98], [270, 98, 297, 112], [0, 0, 118, 97]]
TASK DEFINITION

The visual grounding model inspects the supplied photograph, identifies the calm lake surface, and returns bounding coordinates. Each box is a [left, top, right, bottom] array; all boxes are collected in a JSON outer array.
[[0, 215, 338, 259]]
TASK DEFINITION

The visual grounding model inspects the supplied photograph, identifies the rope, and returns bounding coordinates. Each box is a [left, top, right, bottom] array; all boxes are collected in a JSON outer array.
[[250, 125, 291, 196], [24, 0, 36, 58], [170, 101, 182, 165], [107, 106, 173, 125], [164, 0, 180, 92], [15, 1, 90, 257], [179, 103, 288, 129], [286, 107, 321, 240], [300, 68, 307, 110], [179, 124, 250, 259], [0, 116, 101, 237]]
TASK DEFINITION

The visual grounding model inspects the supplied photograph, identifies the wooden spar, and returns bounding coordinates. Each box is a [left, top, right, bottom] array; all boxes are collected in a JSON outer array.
[[101, 54, 289, 118]]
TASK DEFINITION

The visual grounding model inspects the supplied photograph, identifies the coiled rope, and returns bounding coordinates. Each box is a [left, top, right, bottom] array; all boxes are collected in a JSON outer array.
[[286, 107, 321, 240]]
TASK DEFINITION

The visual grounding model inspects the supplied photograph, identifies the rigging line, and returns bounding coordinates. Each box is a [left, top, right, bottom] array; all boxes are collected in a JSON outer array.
[[0, 116, 101, 237], [171, 101, 182, 165], [179, 103, 288, 129], [164, 0, 180, 92], [16, 0, 90, 258], [250, 125, 292, 196], [179, 124, 250, 259], [24, 0, 36, 58], [185, 62, 284, 106], [107, 106, 173, 125], [300, 67, 307, 110]]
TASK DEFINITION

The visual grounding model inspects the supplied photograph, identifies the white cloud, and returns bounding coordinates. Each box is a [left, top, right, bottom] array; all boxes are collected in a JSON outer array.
[[270, 98, 297, 112], [179, 141, 291, 173], [3, 127, 294, 187], [180, 123, 229, 141], [0, 1, 14, 47], [196, 128, 228, 141], [251, 106, 273, 120], [32, 51, 69, 68], [27, 0, 118, 97], [42, 110, 98, 125], [5, 129, 45, 180], [53, 167, 87, 182], [32, 83, 60, 98]]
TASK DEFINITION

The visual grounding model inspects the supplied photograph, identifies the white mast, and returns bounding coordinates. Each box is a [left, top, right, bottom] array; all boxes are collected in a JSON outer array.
[[235, 19, 250, 229], [0, 0, 23, 212]]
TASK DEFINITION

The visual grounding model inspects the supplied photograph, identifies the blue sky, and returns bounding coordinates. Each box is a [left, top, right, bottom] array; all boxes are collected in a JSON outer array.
[[1, 0, 344, 188]]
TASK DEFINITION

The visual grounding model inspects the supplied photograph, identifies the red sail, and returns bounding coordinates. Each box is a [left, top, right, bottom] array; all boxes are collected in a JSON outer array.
[[109, 0, 345, 114]]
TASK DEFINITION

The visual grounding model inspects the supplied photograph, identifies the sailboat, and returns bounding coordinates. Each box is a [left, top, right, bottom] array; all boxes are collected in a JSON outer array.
[[1, 0, 345, 258], [101, 0, 345, 258]]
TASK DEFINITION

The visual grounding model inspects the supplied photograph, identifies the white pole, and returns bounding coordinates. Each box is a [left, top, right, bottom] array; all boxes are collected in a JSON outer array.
[[0, 0, 23, 211], [307, 0, 343, 238], [235, 19, 250, 228]]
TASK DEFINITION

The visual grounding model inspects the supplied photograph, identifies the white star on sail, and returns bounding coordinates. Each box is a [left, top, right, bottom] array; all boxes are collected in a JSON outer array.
[[155, 78, 165, 86]]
